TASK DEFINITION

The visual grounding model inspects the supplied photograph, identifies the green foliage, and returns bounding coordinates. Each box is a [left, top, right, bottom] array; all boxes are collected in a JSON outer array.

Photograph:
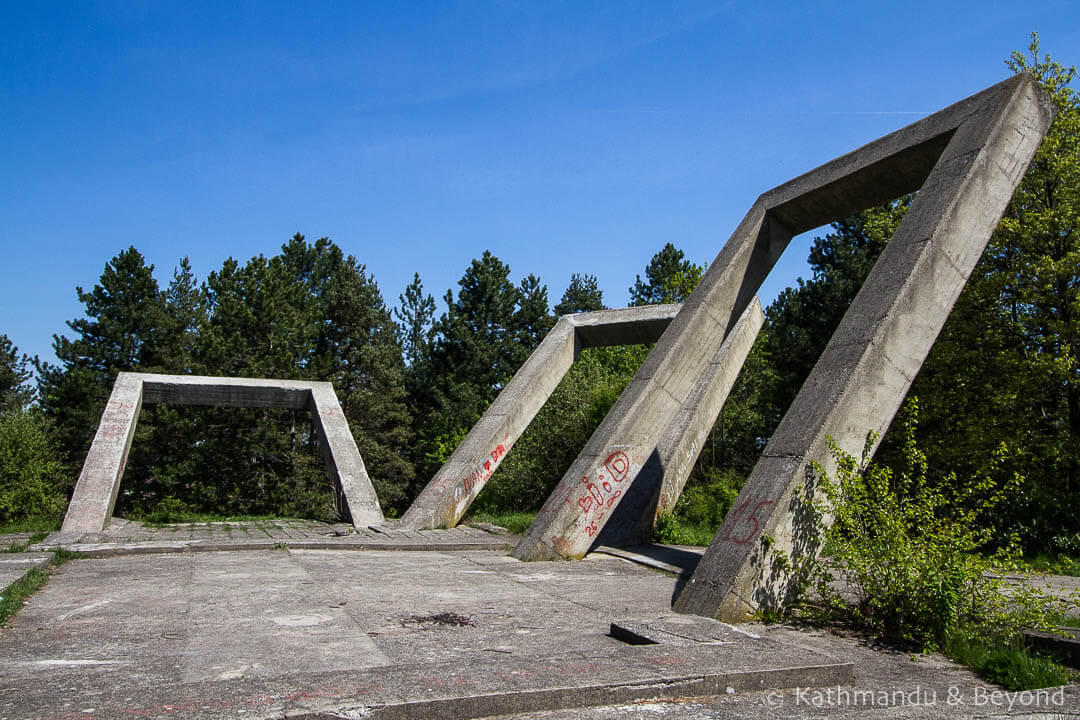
[[472, 345, 645, 514], [0, 410, 66, 524], [38, 236, 413, 522], [905, 35, 1080, 552], [651, 513, 715, 546], [0, 566, 48, 627], [463, 510, 535, 535], [629, 243, 704, 306], [554, 273, 605, 315], [945, 638, 1073, 691], [416, 251, 554, 480], [0, 335, 35, 413], [802, 401, 1072, 656]]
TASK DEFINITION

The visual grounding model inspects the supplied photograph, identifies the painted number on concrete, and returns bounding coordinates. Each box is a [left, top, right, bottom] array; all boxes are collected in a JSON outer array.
[[722, 498, 776, 545]]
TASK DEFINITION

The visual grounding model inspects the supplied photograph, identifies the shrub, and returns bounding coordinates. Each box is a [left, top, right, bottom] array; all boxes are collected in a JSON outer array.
[[803, 400, 1074, 650], [0, 410, 66, 524]]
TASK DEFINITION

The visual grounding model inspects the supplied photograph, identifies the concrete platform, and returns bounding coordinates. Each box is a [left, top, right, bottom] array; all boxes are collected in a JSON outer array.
[[31, 518, 516, 556], [0, 547, 853, 719], [0, 552, 51, 589]]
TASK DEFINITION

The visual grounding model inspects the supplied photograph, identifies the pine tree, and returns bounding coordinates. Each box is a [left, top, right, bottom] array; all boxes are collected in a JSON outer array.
[[629, 243, 704, 306], [514, 274, 554, 351], [554, 273, 605, 315], [0, 334, 34, 412], [36, 247, 167, 469]]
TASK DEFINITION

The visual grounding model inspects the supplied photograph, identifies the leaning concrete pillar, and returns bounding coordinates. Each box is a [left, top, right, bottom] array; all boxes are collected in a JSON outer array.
[[310, 383, 387, 526], [400, 304, 680, 530], [513, 212, 794, 561], [597, 298, 764, 548], [400, 318, 577, 529], [674, 74, 1055, 620], [61, 372, 144, 533]]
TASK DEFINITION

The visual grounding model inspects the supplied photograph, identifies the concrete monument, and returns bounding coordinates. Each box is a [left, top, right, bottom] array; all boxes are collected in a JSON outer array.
[[61, 373, 384, 533]]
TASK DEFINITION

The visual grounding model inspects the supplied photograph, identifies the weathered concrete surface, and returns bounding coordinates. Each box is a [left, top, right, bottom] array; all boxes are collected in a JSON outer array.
[[0, 548, 853, 720], [481, 626, 1079, 719], [61, 372, 143, 534], [0, 553, 51, 589], [34, 518, 515, 556], [402, 305, 680, 531], [675, 74, 1056, 620], [597, 299, 765, 548], [61, 372, 384, 534]]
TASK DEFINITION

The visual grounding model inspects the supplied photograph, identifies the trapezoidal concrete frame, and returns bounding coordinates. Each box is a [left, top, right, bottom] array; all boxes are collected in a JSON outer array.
[[400, 304, 683, 530], [515, 73, 1055, 618], [60, 372, 385, 533]]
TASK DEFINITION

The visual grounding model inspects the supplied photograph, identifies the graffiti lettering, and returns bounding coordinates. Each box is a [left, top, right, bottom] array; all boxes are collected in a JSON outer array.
[[573, 450, 631, 537], [452, 433, 513, 501], [722, 498, 776, 545]]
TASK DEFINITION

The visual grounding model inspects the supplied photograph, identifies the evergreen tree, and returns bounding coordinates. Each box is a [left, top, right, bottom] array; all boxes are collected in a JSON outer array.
[[36, 247, 167, 470], [555, 273, 605, 315], [425, 251, 523, 445], [0, 334, 34, 412], [295, 236, 414, 512], [394, 272, 437, 370], [513, 274, 554, 351], [629, 243, 704, 306]]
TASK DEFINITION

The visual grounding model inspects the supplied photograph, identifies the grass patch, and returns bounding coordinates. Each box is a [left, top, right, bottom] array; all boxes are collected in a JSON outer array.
[[945, 637, 1074, 691], [3, 530, 49, 553], [462, 511, 535, 535], [0, 515, 62, 536], [0, 550, 78, 627], [651, 513, 715, 546], [1021, 554, 1080, 577]]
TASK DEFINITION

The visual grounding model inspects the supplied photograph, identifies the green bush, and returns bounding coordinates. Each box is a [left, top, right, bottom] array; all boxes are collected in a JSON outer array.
[[0, 410, 66, 524], [802, 400, 1075, 652]]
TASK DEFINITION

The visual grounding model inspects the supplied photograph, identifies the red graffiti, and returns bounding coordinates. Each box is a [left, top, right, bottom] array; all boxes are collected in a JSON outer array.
[[99, 424, 125, 440], [574, 450, 632, 537], [722, 498, 776, 545], [455, 434, 513, 499]]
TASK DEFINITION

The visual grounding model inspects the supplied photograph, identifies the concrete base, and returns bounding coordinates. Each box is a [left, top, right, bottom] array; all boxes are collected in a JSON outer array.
[[0, 548, 851, 720], [0, 553, 51, 590]]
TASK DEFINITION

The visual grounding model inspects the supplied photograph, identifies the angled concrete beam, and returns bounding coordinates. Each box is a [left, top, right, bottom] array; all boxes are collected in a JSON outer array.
[[400, 304, 681, 530], [514, 73, 1053, 566], [596, 298, 765, 548], [673, 74, 1055, 619], [61, 372, 385, 533], [61, 373, 144, 534]]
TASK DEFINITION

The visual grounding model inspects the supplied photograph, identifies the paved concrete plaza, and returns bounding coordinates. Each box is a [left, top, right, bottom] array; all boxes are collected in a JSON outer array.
[[1, 535, 1076, 719], [3, 543, 852, 720]]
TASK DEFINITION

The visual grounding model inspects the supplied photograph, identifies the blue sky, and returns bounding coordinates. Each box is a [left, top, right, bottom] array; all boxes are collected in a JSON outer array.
[[3, 1, 1079, 367]]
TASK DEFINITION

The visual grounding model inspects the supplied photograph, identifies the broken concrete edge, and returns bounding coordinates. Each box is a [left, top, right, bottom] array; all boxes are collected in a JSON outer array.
[[290, 662, 856, 720], [60, 372, 385, 535], [1022, 628, 1080, 668], [401, 304, 682, 531], [0, 553, 53, 597], [589, 545, 697, 577]]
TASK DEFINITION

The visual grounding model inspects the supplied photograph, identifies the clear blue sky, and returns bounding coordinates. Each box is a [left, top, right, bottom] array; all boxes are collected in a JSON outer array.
[[3, 1, 1078, 368]]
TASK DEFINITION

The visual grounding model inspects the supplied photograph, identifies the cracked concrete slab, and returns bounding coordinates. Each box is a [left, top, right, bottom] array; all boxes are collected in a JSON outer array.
[[0, 548, 852, 719]]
